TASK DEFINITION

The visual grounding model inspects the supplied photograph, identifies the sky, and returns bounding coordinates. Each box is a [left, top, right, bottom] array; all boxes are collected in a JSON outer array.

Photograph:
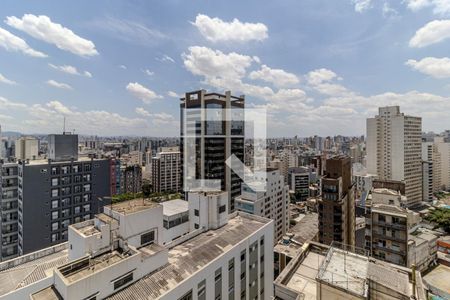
[[1, 0, 450, 137]]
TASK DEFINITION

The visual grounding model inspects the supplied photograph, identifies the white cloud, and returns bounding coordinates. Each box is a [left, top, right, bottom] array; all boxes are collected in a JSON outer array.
[[46, 79, 73, 90], [182, 46, 308, 113], [48, 63, 92, 77], [183, 46, 254, 79], [406, 0, 432, 11], [135, 107, 151, 116], [405, 0, 450, 15], [306, 68, 338, 85], [306, 69, 351, 96], [352, 0, 373, 12], [143, 69, 154, 76], [135, 107, 176, 126], [46, 100, 73, 114], [0, 96, 27, 110], [5, 14, 98, 57], [119, 65, 127, 69], [0, 72, 16, 85], [167, 91, 181, 98], [0, 27, 47, 57], [249, 65, 299, 88], [382, 2, 399, 17], [406, 57, 450, 78], [0, 97, 174, 136], [90, 16, 166, 47], [410, 20, 450, 47], [157, 54, 175, 63], [192, 14, 268, 42], [126, 82, 162, 104]]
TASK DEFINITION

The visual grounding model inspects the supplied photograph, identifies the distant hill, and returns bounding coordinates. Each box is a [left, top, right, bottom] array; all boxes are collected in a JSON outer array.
[[1, 131, 22, 138]]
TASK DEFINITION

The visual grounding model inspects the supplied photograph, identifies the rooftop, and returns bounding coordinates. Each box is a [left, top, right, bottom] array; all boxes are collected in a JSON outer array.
[[285, 244, 326, 300], [422, 264, 450, 299], [0, 212, 270, 300], [275, 242, 329, 300], [276, 242, 424, 300], [275, 213, 318, 258], [0, 246, 68, 297], [107, 212, 269, 299], [161, 199, 188, 217], [109, 198, 161, 215], [24, 156, 106, 165], [317, 247, 369, 297], [372, 203, 408, 216]]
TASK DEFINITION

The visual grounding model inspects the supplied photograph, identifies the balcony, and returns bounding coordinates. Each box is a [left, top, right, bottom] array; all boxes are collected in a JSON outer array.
[[374, 232, 406, 243], [372, 244, 406, 255], [372, 220, 406, 230]]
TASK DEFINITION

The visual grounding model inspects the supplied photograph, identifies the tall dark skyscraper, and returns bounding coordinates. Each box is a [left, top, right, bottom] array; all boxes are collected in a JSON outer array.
[[180, 90, 244, 212]]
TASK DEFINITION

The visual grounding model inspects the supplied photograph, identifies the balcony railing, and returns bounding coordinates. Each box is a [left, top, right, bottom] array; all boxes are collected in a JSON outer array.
[[372, 220, 407, 230]]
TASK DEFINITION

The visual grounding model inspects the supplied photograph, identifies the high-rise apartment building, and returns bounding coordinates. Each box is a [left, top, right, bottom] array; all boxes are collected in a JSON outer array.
[[432, 136, 450, 190], [119, 164, 142, 194], [367, 106, 423, 207], [14, 136, 39, 160], [364, 186, 434, 271], [152, 146, 181, 193], [17, 134, 111, 255], [318, 156, 355, 246], [288, 166, 310, 202], [180, 90, 244, 212], [422, 141, 442, 201], [0, 162, 19, 261], [235, 168, 289, 243]]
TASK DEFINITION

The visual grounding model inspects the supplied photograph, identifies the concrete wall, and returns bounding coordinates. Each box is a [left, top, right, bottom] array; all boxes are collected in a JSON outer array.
[[161, 219, 274, 300]]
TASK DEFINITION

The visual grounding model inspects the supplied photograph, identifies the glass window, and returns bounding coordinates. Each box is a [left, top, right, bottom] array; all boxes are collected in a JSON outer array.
[[51, 211, 59, 220], [114, 273, 133, 290], [51, 178, 59, 186], [51, 189, 59, 197], [141, 231, 155, 246], [51, 233, 59, 242], [51, 200, 59, 209], [51, 222, 59, 231]]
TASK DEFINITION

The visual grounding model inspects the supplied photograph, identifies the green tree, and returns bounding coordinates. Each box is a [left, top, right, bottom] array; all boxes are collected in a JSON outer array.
[[425, 208, 450, 233]]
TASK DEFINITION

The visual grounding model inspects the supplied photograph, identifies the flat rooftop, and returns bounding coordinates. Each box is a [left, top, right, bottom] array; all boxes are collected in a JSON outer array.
[[161, 199, 188, 217], [318, 247, 368, 297], [110, 199, 161, 215], [0, 248, 68, 297], [275, 213, 318, 258], [285, 247, 325, 300], [423, 264, 450, 298], [25, 156, 105, 165], [107, 213, 270, 299]]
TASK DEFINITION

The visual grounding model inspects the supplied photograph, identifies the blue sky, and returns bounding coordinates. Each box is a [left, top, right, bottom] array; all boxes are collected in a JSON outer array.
[[1, 0, 450, 136]]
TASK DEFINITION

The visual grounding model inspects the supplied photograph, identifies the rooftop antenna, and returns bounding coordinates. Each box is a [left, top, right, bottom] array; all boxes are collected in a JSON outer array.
[[63, 116, 66, 134]]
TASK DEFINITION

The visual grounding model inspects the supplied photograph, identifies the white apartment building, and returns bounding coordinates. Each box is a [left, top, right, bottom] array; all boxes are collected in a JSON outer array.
[[422, 142, 442, 201], [152, 146, 181, 193], [366, 106, 422, 207], [235, 168, 289, 244], [433, 136, 450, 190], [0, 192, 274, 300], [14, 136, 38, 160]]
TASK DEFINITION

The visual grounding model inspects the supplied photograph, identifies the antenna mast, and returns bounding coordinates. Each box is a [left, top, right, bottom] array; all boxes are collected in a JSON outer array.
[[63, 116, 66, 133]]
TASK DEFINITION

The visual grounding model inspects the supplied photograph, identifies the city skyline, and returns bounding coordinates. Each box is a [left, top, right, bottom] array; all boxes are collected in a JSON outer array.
[[2, 1, 450, 137]]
